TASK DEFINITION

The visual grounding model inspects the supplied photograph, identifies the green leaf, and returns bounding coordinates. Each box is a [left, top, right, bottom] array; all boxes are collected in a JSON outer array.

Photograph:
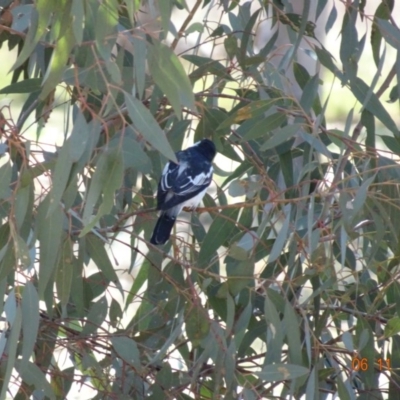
[[16, 360, 55, 400], [361, 109, 375, 149], [325, 3, 337, 34], [109, 131, 152, 174], [71, 0, 84, 44], [185, 306, 210, 347], [47, 125, 87, 216], [95, 0, 118, 59], [224, 36, 238, 60], [0, 78, 42, 94], [184, 54, 234, 82], [37, 196, 64, 298], [111, 336, 141, 371], [284, 301, 303, 365], [56, 237, 74, 308], [260, 123, 302, 151], [132, 29, 146, 98], [12, 4, 52, 71], [316, 0, 328, 21], [340, 9, 358, 82], [352, 175, 375, 217], [336, 376, 352, 400], [264, 294, 284, 364], [80, 147, 123, 236], [40, 23, 75, 100], [278, 13, 316, 38], [147, 39, 196, 116], [300, 74, 320, 113], [198, 208, 239, 268], [226, 257, 254, 295], [293, 62, 310, 88], [0, 243, 15, 282], [159, 0, 172, 37], [242, 113, 286, 141], [349, 77, 399, 137], [238, 8, 261, 68], [217, 99, 282, 130], [81, 296, 108, 336], [13, 233, 31, 269], [385, 317, 400, 338], [256, 363, 309, 382], [0, 161, 11, 200], [126, 259, 150, 307], [124, 93, 177, 163], [233, 300, 252, 347], [0, 301, 22, 400], [186, 22, 204, 35], [377, 18, 400, 50], [21, 282, 39, 373], [85, 234, 118, 284], [268, 206, 291, 263]]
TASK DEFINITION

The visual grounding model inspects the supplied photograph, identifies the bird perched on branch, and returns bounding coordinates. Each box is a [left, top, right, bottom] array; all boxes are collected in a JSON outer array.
[[150, 139, 216, 245]]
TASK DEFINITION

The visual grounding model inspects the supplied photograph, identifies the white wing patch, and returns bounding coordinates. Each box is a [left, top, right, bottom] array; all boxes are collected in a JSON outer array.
[[178, 167, 213, 195]]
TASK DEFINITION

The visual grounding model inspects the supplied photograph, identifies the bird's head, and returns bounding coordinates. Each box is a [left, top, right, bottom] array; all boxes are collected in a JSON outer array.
[[194, 139, 216, 162]]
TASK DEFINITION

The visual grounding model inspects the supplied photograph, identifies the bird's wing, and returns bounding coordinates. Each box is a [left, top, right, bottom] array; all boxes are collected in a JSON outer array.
[[157, 155, 213, 211]]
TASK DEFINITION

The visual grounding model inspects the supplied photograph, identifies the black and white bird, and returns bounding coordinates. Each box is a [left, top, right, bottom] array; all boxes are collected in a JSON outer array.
[[150, 139, 216, 245]]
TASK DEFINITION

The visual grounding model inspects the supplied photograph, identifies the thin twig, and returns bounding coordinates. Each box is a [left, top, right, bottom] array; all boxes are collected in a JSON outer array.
[[171, 0, 203, 51]]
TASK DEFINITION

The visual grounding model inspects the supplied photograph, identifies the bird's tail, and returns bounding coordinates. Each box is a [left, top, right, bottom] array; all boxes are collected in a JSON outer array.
[[150, 213, 176, 245]]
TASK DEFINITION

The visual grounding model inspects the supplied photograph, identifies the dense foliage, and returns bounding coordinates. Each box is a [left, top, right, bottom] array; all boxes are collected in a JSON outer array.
[[0, 0, 399, 398]]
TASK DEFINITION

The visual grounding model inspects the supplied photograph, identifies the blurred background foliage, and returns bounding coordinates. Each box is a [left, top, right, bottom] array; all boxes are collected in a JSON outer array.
[[0, 0, 400, 399]]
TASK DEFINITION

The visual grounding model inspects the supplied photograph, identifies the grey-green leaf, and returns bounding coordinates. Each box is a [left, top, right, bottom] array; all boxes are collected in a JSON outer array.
[[256, 363, 309, 382], [147, 39, 196, 117], [20, 282, 39, 373], [124, 93, 177, 162]]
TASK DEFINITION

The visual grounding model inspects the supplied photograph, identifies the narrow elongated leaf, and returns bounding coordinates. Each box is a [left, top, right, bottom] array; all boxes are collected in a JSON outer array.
[[349, 77, 399, 137], [217, 99, 281, 129], [56, 237, 74, 308], [238, 8, 261, 68], [40, 24, 75, 100], [16, 360, 55, 399], [256, 364, 309, 382], [132, 29, 146, 98], [124, 93, 177, 162], [109, 132, 152, 173], [20, 282, 39, 373], [0, 161, 11, 200], [184, 55, 234, 82], [80, 147, 123, 236], [242, 113, 286, 141], [95, 0, 118, 60], [186, 306, 210, 347], [71, 0, 84, 44], [198, 208, 239, 268], [284, 301, 303, 365], [268, 206, 291, 263], [0, 304, 22, 400], [47, 112, 89, 216], [85, 234, 118, 283], [81, 296, 108, 336], [12, 4, 52, 71], [264, 294, 284, 364], [158, 0, 172, 38], [377, 18, 400, 50], [37, 196, 64, 298], [0, 78, 42, 94], [260, 123, 302, 150], [147, 40, 196, 116], [352, 175, 375, 216], [111, 336, 141, 370]]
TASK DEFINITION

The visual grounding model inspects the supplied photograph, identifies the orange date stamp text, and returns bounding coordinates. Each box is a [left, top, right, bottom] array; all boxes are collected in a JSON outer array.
[[351, 357, 391, 371]]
